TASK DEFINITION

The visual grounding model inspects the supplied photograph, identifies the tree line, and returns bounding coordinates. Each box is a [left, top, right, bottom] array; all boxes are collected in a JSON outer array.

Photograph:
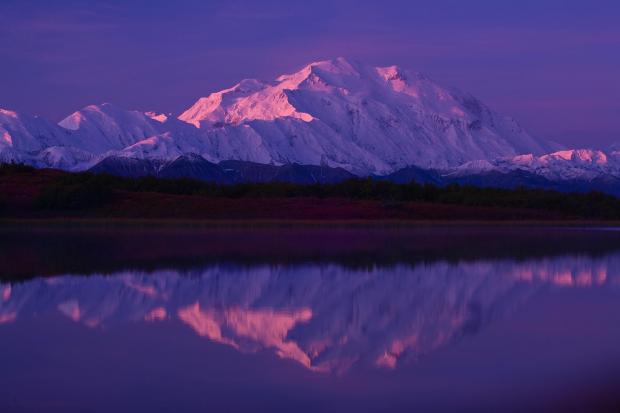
[[1, 163, 619, 219]]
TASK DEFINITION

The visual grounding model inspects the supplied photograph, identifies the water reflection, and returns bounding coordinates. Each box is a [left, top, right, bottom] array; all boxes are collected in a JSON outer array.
[[2, 254, 618, 374]]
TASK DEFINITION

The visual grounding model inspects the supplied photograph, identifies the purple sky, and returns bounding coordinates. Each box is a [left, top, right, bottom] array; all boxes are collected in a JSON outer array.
[[2, 0, 619, 148]]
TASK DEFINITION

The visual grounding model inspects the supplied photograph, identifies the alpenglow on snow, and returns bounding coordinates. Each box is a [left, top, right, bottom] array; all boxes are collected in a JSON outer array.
[[0, 58, 559, 175]]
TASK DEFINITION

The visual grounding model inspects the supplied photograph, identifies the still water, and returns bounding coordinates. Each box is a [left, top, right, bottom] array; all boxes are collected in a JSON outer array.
[[1, 226, 619, 412]]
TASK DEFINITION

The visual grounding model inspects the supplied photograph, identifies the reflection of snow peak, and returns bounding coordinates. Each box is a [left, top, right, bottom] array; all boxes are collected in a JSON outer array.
[[0, 256, 618, 373], [178, 303, 314, 368], [0, 312, 16, 324], [1, 285, 10, 302], [58, 300, 81, 322], [144, 307, 167, 322]]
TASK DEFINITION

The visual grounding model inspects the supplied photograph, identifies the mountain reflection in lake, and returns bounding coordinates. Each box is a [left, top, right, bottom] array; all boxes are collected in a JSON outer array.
[[1, 227, 620, 412]]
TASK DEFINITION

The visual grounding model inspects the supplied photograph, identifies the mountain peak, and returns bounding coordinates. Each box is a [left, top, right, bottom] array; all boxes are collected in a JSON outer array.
[[173, 58, 555, 173], [1, 58, 559, 175], [145, 111, 169, 123], [60, 103, 132, 130], [542, 149, 608, 164], [287, 57, 360, 76], [81, 102, 124, 114], [306, 56, 360, 73], [57, 103, 166, 154]]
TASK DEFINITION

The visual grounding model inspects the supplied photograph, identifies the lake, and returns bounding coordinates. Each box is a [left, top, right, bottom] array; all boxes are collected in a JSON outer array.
[[1, 225, 619, 412]]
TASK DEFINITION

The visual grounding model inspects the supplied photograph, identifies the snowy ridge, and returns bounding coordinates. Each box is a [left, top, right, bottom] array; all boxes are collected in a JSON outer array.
[[449, 149, 620, 181], [178, 58, 555, 173], [2, 57, 616, 190], [0, 109, 73, 152], [59, 103, 166, 152], [0, 58, 558, 175]]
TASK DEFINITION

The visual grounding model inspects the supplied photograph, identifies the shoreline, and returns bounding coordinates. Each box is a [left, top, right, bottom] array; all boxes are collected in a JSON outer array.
[[2, 217, 620, 229]]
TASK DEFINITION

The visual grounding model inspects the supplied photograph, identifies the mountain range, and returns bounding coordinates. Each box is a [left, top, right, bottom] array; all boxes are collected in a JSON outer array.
[[1, 58, 618, 193]]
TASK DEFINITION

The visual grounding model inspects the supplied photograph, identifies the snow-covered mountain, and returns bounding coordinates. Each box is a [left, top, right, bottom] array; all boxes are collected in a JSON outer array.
[[440, 149, 620, 193], [177, 57, 555, 173], [0, 108, 80, 164], [0, 58, 557, 175], [365, 148, 620, 195], [3, 57, 618, 192], [1, 255, 616, 373], [59, 103, 167, 153], [450, 149, 620, 180]]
